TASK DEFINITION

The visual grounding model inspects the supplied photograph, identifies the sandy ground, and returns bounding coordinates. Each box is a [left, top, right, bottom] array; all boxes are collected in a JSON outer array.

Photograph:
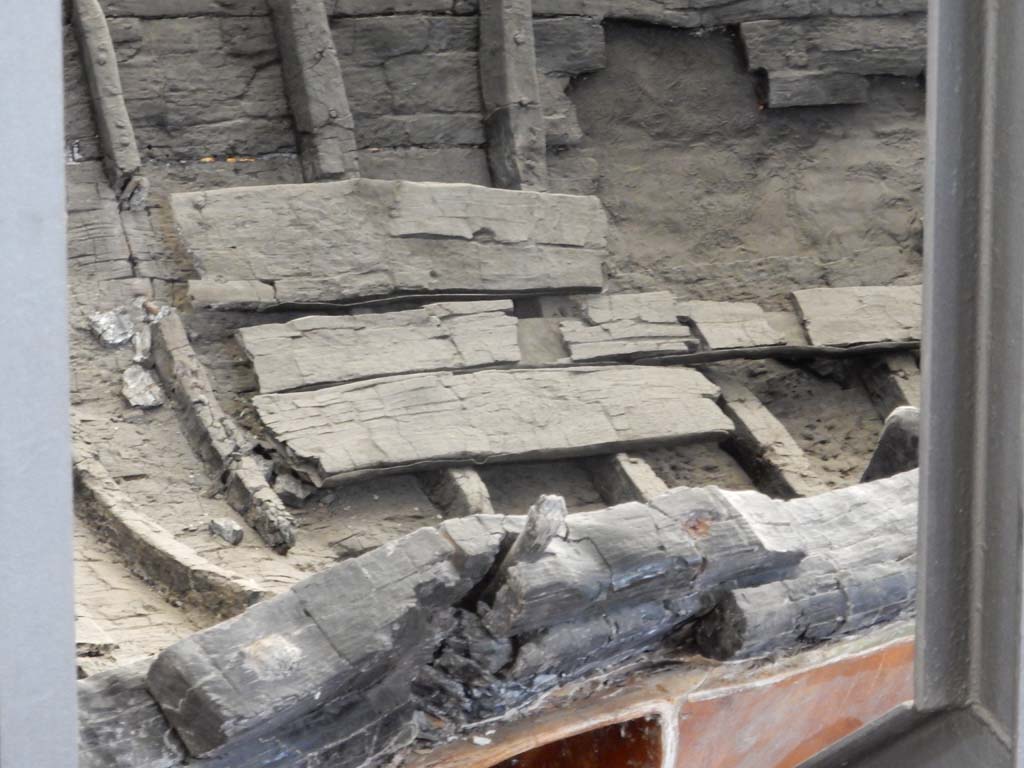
[[568, 23, 926, 308]]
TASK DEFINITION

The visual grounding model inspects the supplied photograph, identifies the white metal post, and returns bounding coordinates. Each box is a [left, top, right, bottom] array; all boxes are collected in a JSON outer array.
[[0, 2, 78, 767]]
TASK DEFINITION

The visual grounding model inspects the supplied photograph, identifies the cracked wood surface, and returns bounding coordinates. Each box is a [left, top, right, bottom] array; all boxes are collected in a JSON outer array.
[[254, 366, 732, 486], [479, 0, 548, 189], [72, 0, 147, 206], [676, 299, 786, 351], [270, 0, 359, 180], [792, 285, 921, 347], [559, 291, 698, 362], [238, 300, 520, 393], [175, 179, 607, 308]]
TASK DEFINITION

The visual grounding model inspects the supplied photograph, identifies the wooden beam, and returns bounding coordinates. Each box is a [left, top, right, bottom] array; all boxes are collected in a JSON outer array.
[[479, 0, 548, 189], [269, 0, 359, 181]]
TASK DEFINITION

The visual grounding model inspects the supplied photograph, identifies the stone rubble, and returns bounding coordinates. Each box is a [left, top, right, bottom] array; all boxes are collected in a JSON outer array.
[[121, 364, 165, 409], [88, 307, 135, 346], [209, 519, 245, 546]]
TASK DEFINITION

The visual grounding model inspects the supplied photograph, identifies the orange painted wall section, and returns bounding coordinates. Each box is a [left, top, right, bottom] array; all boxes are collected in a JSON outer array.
[[675, 640, 914, 768]]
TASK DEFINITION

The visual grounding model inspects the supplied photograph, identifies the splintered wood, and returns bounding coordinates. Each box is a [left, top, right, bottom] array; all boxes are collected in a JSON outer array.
[[677, 300, 786, 350], [238, 301, 520, 393], [175, 179, 607, 308], [559, 291, 698, 361], [254, 366, 733, 486]]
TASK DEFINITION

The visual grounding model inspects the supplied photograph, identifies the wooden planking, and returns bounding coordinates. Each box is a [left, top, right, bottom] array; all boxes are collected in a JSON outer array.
[[741, 15, 926, 108], [792, 285, 921, 347], [560, 291, 698, 362], [254, 366, 733, 486], [238, 300, 520, 393], [677, 299, 787, 351], [175, 179, 607, 308], [760, 70, 869, 109], [741, 16, 927, 78]]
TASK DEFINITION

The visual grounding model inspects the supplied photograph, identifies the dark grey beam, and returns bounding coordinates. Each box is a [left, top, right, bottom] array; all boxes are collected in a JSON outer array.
[[71, 0, 148, 208], [479, 0, 548, 190], [0, 1, 78, 766]]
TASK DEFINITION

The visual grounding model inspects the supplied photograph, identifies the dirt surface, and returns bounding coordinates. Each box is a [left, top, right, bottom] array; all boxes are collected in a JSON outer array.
[[639, 441, 756, 491], [716, 359, 886, 489], [75, 519, 205, 674], [568, 22, 925, 308], [481, 460, 606, 515]]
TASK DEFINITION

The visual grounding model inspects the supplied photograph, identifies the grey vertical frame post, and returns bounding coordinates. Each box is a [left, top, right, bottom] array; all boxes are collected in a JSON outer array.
[[799, 0, 1024, 764], [0, 2, 78, 767]]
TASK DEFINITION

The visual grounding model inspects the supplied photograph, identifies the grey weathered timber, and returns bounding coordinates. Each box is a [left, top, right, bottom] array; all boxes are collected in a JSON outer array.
[[532, 16, 606, 76], [152, 311, 298, 552], [711, 374, 828, 499], [176, 179, 606, 308], [269, 0, 359, 181], [861, 352, 921, 419], [741, 14, 926, 107], [238, 301, 519, 393], [480, 494, 567, 603], [677, 299, 787, 351], [74, 441, 266, 617], [585, 452, 669, 504], [559, 291, 699, 361], [419, 467, 495, 517], [761, 70, 869, 108], [697, 470, 918, 659], [254, 366, 733, 486], [79, 662, 186, 768], [792, 285, 921, 347], [72, 0, 147, 208], [99, 0, 270, 15], [862, 406, 919, 483], [742, 16, 927, 77], [479, 0, 548, 189]]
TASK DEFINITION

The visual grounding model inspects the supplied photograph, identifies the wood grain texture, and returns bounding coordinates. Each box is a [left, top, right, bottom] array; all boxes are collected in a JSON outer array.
[[175, 179, 607, 308], [255, 366, 732, 486], [238, 301, 520, 393]]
